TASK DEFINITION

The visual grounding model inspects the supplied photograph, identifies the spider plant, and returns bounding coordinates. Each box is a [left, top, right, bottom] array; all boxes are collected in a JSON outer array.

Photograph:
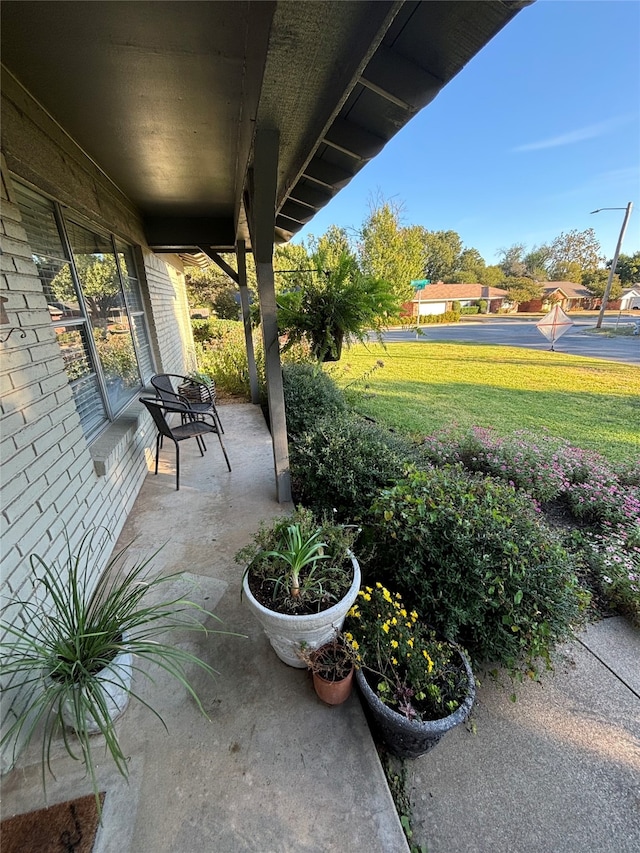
[[0, 528, 239, 815], [237, 506, 359, 614], [263, 524, 330, 599]]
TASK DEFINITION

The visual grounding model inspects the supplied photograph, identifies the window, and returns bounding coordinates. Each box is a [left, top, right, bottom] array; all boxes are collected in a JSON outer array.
[[14, 183, 155, 439]]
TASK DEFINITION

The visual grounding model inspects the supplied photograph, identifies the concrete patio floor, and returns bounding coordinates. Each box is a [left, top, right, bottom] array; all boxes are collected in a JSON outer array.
[[2, 401, 639, 852], [1, 402, 409, 853]]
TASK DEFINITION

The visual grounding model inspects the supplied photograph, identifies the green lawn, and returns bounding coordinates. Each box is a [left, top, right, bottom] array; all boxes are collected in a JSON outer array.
[[329, 342, 640, 463]]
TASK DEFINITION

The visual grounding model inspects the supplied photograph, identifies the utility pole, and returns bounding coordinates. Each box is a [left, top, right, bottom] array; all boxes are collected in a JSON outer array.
[[591, 202, 633, 329]]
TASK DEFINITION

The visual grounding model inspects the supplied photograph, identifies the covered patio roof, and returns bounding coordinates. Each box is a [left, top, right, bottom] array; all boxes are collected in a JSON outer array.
[[1, 0, 531, 255]]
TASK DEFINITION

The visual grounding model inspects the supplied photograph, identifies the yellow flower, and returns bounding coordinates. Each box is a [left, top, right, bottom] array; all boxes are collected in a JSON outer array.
[[390, 639, 398, 649], [407, 638, 414, 648], [362, 593, 371, 602], [410, 610, 418, 623], [382, 588, 392, 603], [381, 622, 390, 634], [376, 582, 383, 589], [350, 639, 359, 651], [423, 651, 434, 673], [391, 657, 398, 665], [399, 609, 407, 618], [344, 632, 353, 642]]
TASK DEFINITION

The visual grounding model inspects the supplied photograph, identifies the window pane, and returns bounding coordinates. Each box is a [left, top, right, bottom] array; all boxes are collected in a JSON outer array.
[[71, 374, 108, 438], [93, 324, 141, 411], [66, 220, 142, 412], [13, 184, 66, 260], [65, 221, 122, 329], [116, 244, 143, 311], [34, 257, 82, 321], [55, 325, 94, 382], [131, 314, 154, 380]]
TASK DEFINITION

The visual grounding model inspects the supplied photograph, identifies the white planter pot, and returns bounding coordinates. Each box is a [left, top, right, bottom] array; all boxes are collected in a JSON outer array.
[[60, 643, 133, 734], [243, 554, 361, 667]]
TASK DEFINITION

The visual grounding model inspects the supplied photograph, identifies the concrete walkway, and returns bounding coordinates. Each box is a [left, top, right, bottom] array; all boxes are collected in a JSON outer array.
[[0, 402, 408, 852], [407, 618, 640, 853], [2, 401, 639, 852]]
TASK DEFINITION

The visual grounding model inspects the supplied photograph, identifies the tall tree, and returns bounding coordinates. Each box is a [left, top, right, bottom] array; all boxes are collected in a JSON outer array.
[[477, 265, 505, 287], [523, 245, 552, 280], [358, 197, 425, 302], [547, 228, 604, 280], [504, 277, 543, 308], [582, 269, 622, 302], [608, 251, 640, 285], [422, 229, 463, 282], [497, 244, 528, 278], [445, 247, 486, 282]]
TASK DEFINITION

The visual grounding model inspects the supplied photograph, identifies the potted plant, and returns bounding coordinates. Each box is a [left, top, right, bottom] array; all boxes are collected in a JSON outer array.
[[276, 249, 399, 362], [298, 632, 359, 705], [236, 506, 360, 667], [0, 529, 239, 815], [344, 583, 475, 758]]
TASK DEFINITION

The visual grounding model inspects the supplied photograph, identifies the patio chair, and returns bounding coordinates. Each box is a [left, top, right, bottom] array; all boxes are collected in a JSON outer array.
[[151, 373, 224, 434], [140, 397, 231, 490]]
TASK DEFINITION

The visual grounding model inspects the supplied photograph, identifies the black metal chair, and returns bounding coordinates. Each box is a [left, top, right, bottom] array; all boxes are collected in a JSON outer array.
[[151, 373, 224, 434], [140, 397, 231, 490]]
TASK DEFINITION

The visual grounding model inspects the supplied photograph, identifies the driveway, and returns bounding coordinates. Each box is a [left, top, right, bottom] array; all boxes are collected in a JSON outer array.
[[383, 315, 640, 364]]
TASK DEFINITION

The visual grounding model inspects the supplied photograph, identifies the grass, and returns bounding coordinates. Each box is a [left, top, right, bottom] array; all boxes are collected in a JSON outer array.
[[328, 341, 640, 463]]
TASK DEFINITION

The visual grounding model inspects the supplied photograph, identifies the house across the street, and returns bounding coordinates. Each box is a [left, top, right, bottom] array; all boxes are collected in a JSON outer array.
[[404, 282, 510, 317]]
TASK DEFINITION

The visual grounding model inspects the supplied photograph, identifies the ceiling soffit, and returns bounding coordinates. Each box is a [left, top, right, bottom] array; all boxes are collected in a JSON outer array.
[[0, 1, 531, 254], [275, 1, 531, 240]]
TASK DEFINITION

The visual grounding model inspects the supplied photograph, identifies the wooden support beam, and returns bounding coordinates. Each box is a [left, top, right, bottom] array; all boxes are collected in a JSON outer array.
[[251, 128, 292, 504], [237, 239, 260, 404], [199, 248, 239, 284]]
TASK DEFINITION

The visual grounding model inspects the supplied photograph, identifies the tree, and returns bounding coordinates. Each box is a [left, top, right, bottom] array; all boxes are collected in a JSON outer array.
[[477, 265, 505, 287], [422, 229, 463, 282], [358, 197, 425, 302], [523, 245, 552, 280], [547, 229, 604, 280], [497, 244, 528, 278], [307, 225, 354, 271], [504, 277, 543, 308], [445, 247, 487, 283], [582, 269, 622, 303], [609, 251, 640, 285], [277, 249, 400, 361]]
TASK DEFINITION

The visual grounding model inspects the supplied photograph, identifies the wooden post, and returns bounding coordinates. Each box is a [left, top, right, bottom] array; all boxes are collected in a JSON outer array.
[[237, 240, 260, 404], [252, 129, 292, 504]]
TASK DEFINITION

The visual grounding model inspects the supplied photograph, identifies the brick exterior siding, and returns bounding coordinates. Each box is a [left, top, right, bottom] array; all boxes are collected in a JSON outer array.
[[0, 140, 196, 769]]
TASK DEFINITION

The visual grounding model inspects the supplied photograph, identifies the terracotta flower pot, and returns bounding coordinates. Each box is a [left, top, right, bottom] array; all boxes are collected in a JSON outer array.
[[312, 666, 354, 706]]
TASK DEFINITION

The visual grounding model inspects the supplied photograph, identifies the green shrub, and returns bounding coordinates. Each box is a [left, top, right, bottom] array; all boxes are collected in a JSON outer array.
[[282, 362, 347, 438], [451, 300, 462, 313], [478, 299, 488, 313], [419, 311, 460, 324], [289, 412, 415, 521], [194, 320, 261, 397], [367, 467, 587, 674], [460, 305, 480, 315]]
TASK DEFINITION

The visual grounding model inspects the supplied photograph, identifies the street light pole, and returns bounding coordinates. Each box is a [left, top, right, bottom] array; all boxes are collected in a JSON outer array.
[[590, 202, 633, 329]]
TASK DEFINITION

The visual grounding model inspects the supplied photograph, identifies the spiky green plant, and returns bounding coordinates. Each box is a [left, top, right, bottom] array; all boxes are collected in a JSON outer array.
[[1, 529, 240, 816]]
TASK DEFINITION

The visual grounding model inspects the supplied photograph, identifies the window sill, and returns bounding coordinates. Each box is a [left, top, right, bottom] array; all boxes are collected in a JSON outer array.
[[89, 390, 151, 477]]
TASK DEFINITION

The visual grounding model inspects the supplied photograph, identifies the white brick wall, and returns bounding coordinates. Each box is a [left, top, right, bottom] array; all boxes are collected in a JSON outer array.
[[0, 155, 195, 770]]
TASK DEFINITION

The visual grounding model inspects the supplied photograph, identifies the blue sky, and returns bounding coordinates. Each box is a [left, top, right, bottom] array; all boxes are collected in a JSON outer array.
[[295, 0, 640, 268]]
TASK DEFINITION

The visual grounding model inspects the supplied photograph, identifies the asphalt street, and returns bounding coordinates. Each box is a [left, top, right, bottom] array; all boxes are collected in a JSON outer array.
[[382, 315, 640, 364]]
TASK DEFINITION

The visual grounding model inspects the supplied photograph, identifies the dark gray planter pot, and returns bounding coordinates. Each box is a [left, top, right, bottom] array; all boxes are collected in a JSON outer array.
[[355, 649, 476, 759]]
